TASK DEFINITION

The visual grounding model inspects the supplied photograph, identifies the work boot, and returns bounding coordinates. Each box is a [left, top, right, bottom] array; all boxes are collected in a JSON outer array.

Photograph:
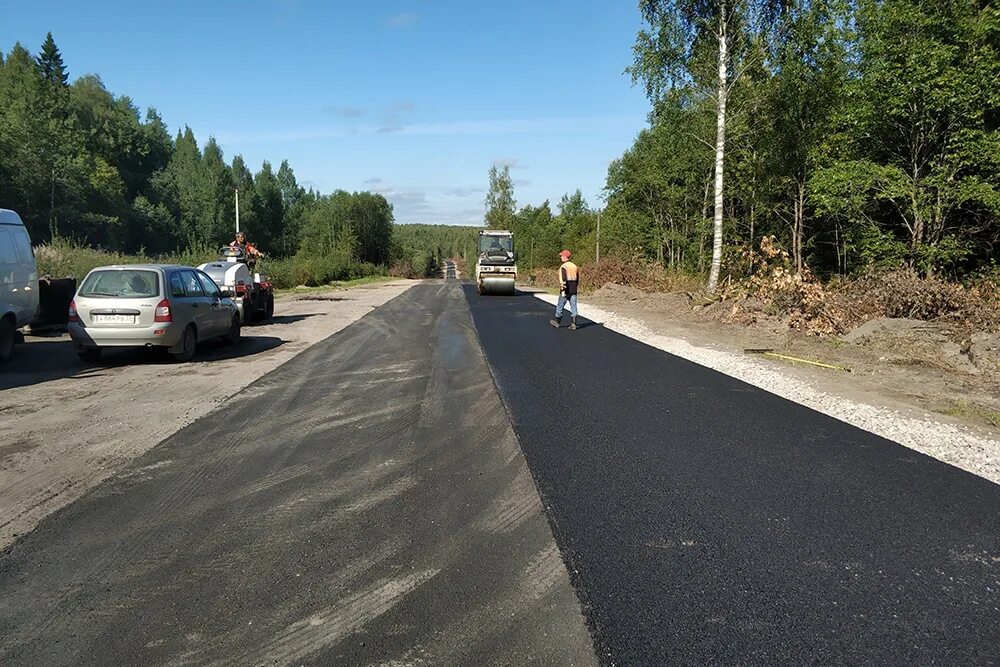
[[549, 316, 562, 328], [570, 317, 578, 330]]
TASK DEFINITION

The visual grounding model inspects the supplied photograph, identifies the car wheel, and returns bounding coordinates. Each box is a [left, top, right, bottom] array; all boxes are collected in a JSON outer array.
[[171, 325, 197, 362], [223, 315, 241, 346], [77, 347, 102, 363], [0, 318, 14, 363], [264, 294, 274, 319]]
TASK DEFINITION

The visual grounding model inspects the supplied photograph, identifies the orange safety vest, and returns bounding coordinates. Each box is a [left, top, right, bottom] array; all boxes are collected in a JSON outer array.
[[560, 261, 579, 296]]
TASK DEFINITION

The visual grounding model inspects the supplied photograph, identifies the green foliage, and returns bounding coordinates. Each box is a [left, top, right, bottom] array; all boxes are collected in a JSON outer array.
[[605, 0, 1000, 283], [266, 255, 382, 289], [391, 223, 478, 277], [484, 165, 516, 229], [33, 236, 216, 280], [0, 34, 401, 277]]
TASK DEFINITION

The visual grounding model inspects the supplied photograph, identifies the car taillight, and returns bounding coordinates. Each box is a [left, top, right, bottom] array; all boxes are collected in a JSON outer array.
[[154, 298, 172, 322], [235, 283, 248, 296], [68, 299, 78, 322]]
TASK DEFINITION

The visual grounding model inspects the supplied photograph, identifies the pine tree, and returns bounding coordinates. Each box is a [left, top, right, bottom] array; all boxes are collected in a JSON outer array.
[[36, 32, 68, 86]]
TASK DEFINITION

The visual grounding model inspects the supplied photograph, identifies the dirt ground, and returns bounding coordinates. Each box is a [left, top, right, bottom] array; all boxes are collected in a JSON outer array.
[[584, 283, 1000, 440], [0, 280, 414, 550]]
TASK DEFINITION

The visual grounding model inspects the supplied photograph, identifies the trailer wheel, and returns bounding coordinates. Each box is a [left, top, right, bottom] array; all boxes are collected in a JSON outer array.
[[264, 294, 274, 319]]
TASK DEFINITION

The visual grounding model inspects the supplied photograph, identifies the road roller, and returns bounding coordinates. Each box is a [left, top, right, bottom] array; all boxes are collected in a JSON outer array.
[[475, 230, 517, 295]]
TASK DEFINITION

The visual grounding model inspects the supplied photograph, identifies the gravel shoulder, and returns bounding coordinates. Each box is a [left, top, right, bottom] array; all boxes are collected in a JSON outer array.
[[533, 291, 1000, 485], [0, 280, 414, 549]]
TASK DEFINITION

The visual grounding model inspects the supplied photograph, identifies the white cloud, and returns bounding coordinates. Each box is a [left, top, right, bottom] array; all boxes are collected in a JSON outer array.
[[385, 12, 418, 28], [321, 106, 367, 117], [444, 187, 484, 197], [491, 157, 527, 170]]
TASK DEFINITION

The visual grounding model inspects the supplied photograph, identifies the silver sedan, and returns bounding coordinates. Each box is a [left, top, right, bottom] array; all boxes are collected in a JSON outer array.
[[69, 264, 241, 362]]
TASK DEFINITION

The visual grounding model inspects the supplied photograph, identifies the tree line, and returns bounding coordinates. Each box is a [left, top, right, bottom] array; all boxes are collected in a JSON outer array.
[[485, 0, 999, 289], [484, 164, 603, 271], [0, 34, 396, 271]]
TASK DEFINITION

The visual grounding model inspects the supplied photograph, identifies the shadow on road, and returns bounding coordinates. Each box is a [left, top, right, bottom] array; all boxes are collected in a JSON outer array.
[[249, 313, 322, 326], [459, 283, 601, 331], [0, 334, 285, 392]]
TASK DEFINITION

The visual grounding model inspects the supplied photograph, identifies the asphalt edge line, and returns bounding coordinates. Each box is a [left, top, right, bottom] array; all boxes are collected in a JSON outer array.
[[532, 292, 1000, 487]]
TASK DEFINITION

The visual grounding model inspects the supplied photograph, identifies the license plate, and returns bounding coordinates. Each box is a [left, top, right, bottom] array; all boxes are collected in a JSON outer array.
[[92, 313, 135, 324]]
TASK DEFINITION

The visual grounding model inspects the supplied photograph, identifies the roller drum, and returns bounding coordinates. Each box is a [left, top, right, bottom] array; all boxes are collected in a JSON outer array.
[[479, 276, 516, 295]]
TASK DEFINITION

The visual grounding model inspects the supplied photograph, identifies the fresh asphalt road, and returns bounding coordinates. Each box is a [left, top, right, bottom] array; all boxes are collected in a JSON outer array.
[[466, 286, 1000, 665], [1, 280, 998, 666]]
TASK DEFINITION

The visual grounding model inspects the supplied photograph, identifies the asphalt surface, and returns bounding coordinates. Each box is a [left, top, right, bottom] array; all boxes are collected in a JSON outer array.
[[2, 278, 998, 666], [0, 282, 595, 666], [465, 286, 1000, 666]]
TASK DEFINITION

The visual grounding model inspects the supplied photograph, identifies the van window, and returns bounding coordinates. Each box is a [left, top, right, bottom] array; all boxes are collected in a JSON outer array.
[[0, 230, 16, 264], [11, 229, 34, 263], [79, 270, 160, 298]]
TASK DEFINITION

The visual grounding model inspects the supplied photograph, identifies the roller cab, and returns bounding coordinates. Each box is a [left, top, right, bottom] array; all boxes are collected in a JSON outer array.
[[475, 230, 517, 296]]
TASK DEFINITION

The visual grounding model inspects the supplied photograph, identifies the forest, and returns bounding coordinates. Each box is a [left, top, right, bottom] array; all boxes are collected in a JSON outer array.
[[486, 0, 999, 290], [0, 35, 416, 285], [4, 0, 998, 294]]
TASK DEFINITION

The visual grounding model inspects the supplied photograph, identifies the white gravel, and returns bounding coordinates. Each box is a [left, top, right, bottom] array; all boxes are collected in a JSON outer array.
[[534, 293, 1000, 485]]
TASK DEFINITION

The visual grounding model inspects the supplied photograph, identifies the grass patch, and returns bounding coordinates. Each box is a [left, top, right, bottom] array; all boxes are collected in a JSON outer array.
[[35, 238, 217, 281], [936, 400, 1000, 428], [34, 238, 390, 290]]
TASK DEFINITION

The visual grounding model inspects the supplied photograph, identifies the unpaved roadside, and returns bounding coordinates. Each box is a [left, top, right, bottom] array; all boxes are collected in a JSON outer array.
[[0, 280, 414, 549]]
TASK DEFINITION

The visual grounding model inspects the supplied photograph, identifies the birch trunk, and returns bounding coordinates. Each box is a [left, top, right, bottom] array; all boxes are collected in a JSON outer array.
[[706, 5, 728, 294]]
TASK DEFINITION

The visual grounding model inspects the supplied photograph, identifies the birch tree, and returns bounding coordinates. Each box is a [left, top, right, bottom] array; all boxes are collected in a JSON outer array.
[[629, 0, 783, 293]]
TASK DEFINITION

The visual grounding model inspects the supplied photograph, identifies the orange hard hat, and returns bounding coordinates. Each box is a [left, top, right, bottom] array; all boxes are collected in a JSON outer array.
[[560, 249, 571, 260]]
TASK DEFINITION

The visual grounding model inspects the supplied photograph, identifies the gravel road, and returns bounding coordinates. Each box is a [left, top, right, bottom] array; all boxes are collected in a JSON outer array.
[[0, 281, 413, 549]]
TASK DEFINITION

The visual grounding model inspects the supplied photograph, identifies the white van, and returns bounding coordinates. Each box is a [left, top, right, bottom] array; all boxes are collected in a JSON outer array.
[[0, 209, 39, 362]]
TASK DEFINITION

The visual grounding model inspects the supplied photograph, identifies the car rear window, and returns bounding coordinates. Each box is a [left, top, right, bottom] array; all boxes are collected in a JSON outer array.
[[79, 270, 160, 298]]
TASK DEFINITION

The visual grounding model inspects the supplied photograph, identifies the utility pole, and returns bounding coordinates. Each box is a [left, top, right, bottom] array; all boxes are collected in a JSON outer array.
[[596, 209, 601, 264], [235, 189, 240, 233]]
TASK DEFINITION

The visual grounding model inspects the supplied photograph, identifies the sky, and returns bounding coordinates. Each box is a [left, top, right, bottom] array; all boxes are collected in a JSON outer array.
[[1, 0, 652, 225]]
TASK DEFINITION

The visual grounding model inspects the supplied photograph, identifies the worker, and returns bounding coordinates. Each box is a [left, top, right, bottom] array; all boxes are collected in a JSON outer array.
[[550, 249, 580, 330], [230, 231, 264, 268]]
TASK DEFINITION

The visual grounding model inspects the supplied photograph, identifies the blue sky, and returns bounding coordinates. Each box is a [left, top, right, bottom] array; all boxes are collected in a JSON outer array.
[[1, 0, 651, 225]]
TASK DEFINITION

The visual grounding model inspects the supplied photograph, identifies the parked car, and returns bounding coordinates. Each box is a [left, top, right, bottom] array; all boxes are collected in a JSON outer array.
[[0, 209, 38, 363], [69, 264, 241, 362]]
